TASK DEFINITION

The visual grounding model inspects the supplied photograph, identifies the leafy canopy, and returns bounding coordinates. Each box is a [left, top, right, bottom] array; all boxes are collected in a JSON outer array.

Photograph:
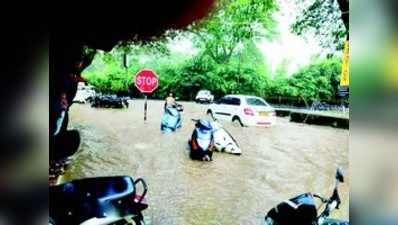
[[189, 0, 278, 64], [292, 0, 347, 54]]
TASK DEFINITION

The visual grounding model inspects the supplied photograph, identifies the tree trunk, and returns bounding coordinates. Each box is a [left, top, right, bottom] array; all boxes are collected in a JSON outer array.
[[336, 0, 349, 34]]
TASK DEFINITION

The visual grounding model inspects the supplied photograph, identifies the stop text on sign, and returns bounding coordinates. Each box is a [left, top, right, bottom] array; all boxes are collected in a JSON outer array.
[[136, 76, 157, 86], [134, 69, 159, 93]]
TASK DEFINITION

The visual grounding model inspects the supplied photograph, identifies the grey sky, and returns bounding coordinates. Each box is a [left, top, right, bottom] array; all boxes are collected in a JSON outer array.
[[257, 0, 323, 76]]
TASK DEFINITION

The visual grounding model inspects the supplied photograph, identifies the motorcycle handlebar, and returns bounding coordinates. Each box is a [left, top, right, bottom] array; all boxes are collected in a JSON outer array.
[[330, 187, 341, 209], [133, 178, 148, 204], [317, 187, 342, 222], [313, 194, 328, 203]]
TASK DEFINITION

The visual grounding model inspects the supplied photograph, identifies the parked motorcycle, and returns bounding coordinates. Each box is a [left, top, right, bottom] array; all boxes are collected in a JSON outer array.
[[188, 119, 214, 161], [49, 176, 148, 225], [91, 95, 129, 109], [161, 105, 183, 133], [210, 120, 241, 155], [263, 168, 348, 225]]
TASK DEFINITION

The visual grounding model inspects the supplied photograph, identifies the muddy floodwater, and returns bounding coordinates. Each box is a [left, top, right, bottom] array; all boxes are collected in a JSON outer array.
[[64, 100, 349, 225]]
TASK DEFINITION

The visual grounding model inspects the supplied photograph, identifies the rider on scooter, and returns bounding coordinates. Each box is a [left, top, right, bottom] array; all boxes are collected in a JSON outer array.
[[164, 93, 176, 110]]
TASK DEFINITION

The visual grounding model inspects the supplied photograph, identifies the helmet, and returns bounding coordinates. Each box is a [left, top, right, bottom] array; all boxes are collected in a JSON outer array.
[[197, 119, 212, 130]]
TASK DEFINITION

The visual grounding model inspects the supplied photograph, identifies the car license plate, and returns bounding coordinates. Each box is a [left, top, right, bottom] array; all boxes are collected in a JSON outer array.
[[259, 111, 268, 116]]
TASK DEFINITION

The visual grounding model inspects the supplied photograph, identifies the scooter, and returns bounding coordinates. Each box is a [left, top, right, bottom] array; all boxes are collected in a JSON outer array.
[[210, 120, 242, 155], [263, 168, 349, 225], [188, 119, 214, 161], [161, 105, 182, 133], [49, 176, 148, 225]]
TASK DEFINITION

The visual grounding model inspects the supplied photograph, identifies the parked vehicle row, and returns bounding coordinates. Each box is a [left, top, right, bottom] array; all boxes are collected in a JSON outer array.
[[74, 87, 276, 129], [73, 83, 130, 109], [75, 88, 276, 127], [310, 101, 349, 112], [91, 95, 129, 108], [73, 84, 96, 104]]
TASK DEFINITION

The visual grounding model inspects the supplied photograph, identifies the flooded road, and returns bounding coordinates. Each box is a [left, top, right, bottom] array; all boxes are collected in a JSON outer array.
[[64, 100, 349, 225]]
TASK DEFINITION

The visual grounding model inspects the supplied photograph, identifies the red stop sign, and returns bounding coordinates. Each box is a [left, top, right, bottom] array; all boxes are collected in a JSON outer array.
[[134, 69, 159, 93]]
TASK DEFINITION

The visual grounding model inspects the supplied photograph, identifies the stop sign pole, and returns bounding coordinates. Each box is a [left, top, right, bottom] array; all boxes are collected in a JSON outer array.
[[134, 69, 159, 122], [144, 95, 147, 121]]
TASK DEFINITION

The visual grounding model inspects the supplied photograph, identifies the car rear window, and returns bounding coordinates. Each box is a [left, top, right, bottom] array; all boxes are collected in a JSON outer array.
[[246, 98, 268, 106], [217, 97, 241, 105]]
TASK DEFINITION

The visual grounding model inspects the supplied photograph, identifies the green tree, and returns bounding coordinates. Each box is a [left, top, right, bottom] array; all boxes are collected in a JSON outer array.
[[190, 0, 278, 64], [267, 59, 291, 99], [292, 0, 348, 54], [288, 57, 342, 103]]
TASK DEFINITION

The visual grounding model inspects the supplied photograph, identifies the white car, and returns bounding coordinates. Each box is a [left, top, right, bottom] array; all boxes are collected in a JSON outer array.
[[206, 95, 276, 127], [195, 90, 214, 103]]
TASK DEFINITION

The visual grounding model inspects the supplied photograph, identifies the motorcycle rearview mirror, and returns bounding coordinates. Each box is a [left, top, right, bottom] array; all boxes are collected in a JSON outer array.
[[336, 167, 344, 183]]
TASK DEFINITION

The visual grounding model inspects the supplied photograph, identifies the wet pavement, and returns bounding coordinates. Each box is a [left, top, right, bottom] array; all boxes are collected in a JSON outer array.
[[63, 99, 349, 225]]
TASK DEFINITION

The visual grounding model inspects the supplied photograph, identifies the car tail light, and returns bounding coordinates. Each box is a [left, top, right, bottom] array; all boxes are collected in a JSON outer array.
[[244, 107, 255, 116]]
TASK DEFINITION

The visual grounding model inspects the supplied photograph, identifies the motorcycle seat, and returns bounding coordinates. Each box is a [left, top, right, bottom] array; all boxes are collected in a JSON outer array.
[[50, 176, 138, 225], [50, 176, 135, 201]]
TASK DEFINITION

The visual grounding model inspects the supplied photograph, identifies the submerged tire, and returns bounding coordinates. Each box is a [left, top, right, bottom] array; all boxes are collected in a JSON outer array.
[[232, 116, 243, 127], [207, 110, 214, 120]]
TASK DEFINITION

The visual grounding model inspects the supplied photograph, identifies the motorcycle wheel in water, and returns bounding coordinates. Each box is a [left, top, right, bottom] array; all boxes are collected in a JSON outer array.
[[263, 168, 349, 225], [188, 119, 214, 161], [49, 176, 149, 225]]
